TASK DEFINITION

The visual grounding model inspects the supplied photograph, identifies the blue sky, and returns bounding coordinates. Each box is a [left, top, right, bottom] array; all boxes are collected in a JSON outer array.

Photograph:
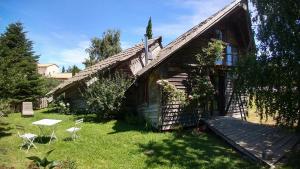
[[0, 0, 232, 69]]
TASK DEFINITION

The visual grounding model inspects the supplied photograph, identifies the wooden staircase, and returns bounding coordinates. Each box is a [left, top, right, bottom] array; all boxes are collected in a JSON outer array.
[[225, 75, 247, 120]]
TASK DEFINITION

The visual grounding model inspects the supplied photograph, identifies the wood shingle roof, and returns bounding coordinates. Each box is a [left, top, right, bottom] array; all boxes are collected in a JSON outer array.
[[49, 37, 162, 95]]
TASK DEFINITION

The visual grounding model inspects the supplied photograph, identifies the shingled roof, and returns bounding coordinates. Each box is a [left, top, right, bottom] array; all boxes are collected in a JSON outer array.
[[49, 37, 162, 95], [136, 0, 247, 77]]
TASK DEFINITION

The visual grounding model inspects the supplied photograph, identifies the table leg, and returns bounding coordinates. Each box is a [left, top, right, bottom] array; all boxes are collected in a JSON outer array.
[[49, 126, 58, 144], [37, 126, 46, 142]]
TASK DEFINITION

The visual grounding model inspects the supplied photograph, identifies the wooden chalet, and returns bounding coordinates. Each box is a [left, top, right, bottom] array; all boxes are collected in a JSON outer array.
[[127, 0, 254, 130], [50, 0, 253, 130]]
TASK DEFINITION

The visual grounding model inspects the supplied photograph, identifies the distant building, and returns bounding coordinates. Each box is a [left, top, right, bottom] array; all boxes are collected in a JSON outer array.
[[37, 63, 72, 81], [37, 64, 60, 77], [51, 73, 73, 82]]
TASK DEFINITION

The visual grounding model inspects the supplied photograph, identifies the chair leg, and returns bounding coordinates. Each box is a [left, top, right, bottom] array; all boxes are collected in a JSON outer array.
[[25, 138, 37, 153], [31, 138, 37, 149], [72, 132, 78, 140], [26, 143, 30, 153], [20, 140, 26, 150], [49, 130, 57, 144]]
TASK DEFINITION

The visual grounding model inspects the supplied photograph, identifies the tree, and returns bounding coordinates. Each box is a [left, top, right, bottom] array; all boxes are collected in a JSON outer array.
[[62, 66, 65, 73], [237, 1, 300, 128], [83, 29, 121, 68], [189, 40, 224, 111], [83, 38, 101, 67], [100, 29, 121, 59], [66, 65, 81, 76], [71, 65, 80, 76], [146, 17, 153, 39], [41, 77, 60, 95], [0, 22, 43, 106]]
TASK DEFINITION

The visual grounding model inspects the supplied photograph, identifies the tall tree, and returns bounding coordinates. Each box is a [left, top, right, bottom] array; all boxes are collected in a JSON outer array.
[[83, 38, 101, 67], [146, 17, 153, 39], [237, 1, 300, 128], [100, 30, 121, 59], [71, 65, 80, 76], [62, 66, 65, 73], [0, 22, 43, 105], [83, 29, 121, 68], [66, 65, 81, 76]]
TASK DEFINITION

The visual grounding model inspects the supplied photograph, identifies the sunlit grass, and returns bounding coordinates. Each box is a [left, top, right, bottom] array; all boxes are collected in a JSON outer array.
[[0, 109, 262, 169], [247, 103, 276, 125]]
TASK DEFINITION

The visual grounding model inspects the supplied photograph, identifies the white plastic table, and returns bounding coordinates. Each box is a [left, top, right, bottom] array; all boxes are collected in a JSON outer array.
[[32, 119, 62, 144]]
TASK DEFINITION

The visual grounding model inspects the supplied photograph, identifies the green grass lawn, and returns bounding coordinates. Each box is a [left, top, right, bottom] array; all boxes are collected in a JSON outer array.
[[0, 109, 264, 169]]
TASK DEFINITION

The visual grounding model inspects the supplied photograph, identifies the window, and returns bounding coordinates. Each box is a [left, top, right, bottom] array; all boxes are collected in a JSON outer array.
[[226, 45, 238, 66], [215, 29, 223, 40]]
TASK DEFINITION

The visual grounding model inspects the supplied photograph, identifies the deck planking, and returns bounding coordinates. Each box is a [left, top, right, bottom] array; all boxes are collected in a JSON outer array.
[[205, 117, 299, 167]]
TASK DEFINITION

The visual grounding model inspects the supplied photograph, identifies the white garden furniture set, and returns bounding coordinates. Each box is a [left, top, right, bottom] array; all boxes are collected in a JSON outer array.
[[17, 118, 83, 152]]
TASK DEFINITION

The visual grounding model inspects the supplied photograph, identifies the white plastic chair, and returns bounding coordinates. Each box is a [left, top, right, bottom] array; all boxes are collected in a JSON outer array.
[[16, 125, 37, 152], [66, 118, 83, 140]]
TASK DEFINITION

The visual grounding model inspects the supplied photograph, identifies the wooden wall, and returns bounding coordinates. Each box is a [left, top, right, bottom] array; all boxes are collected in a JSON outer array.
[[135, 70, 162, 128]]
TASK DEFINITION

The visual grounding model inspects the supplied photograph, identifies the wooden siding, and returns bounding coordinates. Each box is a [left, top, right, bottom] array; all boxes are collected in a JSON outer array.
[[138, 103, 160, 128], [64, 84, 86, 111]]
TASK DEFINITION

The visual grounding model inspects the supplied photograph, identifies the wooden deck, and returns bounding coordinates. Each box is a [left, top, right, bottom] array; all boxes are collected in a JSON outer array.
[[205, 117, 299, 167]]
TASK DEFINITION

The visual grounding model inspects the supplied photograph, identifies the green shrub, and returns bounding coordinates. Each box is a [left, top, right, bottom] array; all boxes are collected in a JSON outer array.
[[27, 149, 58, 169], [50, 95, 70, 114], [0, 99, 12, 115], [82, 72, 133, 120]]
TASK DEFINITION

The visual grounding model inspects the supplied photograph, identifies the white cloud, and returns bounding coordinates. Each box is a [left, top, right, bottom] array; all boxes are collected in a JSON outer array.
[[29, 31, 90, 69], [58, 40, 89, 66]]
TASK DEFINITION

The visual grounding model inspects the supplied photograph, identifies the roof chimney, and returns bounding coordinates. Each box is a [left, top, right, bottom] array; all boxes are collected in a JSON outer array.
[[144, 34, 149, 65]]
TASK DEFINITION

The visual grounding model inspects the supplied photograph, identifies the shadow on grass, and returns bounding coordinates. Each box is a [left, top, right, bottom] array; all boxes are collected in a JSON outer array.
[[0, 121, 12, 139], [37, 108, 58, 114], [138, 131, 261, 169], [74, 114, 112, 124], [63, 137, 73, 142], [107, 120, 150, 134], [35, 136, 53, 144]]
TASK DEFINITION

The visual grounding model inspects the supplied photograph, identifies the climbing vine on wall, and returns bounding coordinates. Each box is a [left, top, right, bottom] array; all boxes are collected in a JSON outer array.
[[157, 80, 187, 105]]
